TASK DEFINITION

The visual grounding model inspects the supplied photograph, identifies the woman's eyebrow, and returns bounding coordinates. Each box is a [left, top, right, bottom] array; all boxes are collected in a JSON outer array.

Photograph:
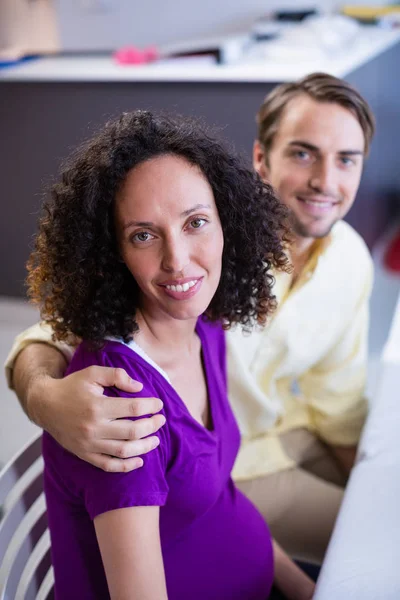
[[122, 204, 212, 231], [180, 203, 211, 217], [123, 220, 154, 230]]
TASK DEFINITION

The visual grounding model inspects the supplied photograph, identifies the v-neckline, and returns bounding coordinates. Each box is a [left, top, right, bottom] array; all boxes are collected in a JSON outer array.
[[109, 318, 217, 436]]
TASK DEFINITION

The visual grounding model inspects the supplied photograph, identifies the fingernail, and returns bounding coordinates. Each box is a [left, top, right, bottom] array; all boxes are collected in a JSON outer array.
[[152, 437, 160, 448], [130, 378, 143, 389], [159, 415, 166, 426]]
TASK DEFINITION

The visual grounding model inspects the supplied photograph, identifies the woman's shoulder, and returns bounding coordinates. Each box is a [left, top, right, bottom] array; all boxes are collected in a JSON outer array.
[[44, 340, 172, 500], [67, 340, 165, 396]]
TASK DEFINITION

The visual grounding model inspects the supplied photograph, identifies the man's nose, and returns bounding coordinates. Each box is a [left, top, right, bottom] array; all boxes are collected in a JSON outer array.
[[309, 159, 337, 197], [161, 237, 190, 273]]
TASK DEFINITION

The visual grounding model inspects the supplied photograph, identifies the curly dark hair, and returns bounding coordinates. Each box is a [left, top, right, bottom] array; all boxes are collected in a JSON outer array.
[[27, 111, 291, 345]]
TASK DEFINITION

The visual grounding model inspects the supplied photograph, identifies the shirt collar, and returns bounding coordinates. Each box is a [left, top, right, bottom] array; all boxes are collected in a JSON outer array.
[[275, 232, 333, 301], [302, 233, 333, 278]]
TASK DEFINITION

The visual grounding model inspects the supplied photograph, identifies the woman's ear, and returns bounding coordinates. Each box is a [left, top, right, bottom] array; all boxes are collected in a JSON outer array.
[[253, 140, 270, 182]]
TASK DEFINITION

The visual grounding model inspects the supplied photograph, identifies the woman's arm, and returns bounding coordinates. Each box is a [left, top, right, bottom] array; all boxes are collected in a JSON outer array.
[[95, 506, 168, 600], [273, 540, 315, 600]]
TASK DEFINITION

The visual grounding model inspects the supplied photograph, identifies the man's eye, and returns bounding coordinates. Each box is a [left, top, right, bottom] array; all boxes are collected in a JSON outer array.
[[295, 151, 310, 160], [190, 218, 206, 229], [133, 232, 153, 242], [340, 156, 354, 166]]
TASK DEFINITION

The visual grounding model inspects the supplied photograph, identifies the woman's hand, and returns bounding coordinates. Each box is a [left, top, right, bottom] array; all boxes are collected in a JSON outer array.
[[273, 540, 316, 600]]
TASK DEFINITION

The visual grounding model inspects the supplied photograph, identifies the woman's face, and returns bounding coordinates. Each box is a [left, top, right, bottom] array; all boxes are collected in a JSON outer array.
[[114, 154, 224, 323]]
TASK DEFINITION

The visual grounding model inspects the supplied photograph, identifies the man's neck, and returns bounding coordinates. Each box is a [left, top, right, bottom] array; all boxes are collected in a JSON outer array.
[[290, 236, 316, 283], [292, 235, 315, 260]]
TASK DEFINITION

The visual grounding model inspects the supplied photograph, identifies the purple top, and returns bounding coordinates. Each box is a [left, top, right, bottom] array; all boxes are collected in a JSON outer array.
[[43, 318, 274, 599]]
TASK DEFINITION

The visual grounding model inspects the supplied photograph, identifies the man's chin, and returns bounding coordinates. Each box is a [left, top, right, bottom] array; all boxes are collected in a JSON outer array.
[[292, 219, 336, 240]]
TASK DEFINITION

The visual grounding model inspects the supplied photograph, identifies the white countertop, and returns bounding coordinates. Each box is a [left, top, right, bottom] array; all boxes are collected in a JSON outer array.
[[383, 292, 400, 364], [314, 289, 400, 600], [0, 27, 399, 83]]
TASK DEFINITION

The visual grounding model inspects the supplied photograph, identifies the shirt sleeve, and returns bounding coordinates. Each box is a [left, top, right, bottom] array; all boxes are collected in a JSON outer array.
[[4, 321, 74, 389], [45, 344, 170, 521], [299, 260, 373, 446]]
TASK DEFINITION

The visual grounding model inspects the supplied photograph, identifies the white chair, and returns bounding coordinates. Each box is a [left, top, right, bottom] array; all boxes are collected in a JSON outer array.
[[0, 434, 53, 600]]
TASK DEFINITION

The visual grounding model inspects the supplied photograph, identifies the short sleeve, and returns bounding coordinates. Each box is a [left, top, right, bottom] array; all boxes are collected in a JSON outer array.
[[45, 342, 170, 521], [4, 321, 74, 389]]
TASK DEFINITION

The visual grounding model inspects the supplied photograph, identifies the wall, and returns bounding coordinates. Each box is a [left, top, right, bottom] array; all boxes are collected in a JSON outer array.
[[1, 38, 399, 298], [0, 0, 59, 57]]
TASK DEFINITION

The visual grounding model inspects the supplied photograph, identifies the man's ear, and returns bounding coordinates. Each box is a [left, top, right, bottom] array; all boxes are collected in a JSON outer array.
[[253, 140, 270, 182]]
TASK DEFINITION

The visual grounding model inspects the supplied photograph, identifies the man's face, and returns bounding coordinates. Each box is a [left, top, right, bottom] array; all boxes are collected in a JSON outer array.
[[254, 95, 365, 240]]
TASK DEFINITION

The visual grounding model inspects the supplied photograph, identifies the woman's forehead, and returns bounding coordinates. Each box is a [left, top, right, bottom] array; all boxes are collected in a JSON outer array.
[[116, 155, 216, 218]]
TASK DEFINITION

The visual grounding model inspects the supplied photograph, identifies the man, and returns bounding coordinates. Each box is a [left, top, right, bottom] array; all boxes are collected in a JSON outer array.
[[6, 72, 374, 566]]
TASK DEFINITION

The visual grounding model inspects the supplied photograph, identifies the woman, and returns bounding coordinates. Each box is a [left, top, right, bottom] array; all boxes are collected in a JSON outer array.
[[28, 111, 293, 599]]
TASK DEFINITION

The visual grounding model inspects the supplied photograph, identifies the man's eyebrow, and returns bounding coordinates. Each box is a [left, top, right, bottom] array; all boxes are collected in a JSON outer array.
[[288, 141, 363, 155], [337, 150, 364, 156], [122, 204, 212, 231], [288, 140, 319, 152]]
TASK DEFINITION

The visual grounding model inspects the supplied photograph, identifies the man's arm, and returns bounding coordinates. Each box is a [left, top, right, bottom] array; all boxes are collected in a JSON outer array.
[[12, 341, 165, 472], [13, 342, 67, 424], [330, 445, 357, 478], [95, 506, 168, 600], [300, 267, 372, 477]]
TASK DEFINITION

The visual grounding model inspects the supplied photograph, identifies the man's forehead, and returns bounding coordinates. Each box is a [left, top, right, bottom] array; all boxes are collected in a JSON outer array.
[[275, 95, 365, 151]]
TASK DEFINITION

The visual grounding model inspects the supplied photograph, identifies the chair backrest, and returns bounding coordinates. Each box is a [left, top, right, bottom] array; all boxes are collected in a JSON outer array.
[[0, 434, 54, 600]]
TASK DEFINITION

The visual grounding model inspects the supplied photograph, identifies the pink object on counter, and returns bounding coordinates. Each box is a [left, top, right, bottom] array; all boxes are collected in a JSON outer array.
[[113, 45, 159, 65]]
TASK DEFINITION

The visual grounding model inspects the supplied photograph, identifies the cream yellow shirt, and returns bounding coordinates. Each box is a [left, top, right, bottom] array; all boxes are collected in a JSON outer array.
[[5, 220, 372, 481], [228, 220, 372, 480]]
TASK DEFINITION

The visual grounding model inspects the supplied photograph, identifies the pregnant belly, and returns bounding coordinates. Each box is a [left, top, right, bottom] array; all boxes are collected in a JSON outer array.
[[163, 480, 274, 600]]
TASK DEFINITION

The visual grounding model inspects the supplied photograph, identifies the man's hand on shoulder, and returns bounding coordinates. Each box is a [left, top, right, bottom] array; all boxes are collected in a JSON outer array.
[[13, 344, 166, 472]]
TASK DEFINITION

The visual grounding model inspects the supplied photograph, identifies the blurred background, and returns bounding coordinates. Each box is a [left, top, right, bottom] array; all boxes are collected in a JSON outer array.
[[0, 0, 399, 462], [0, 0, 399, 54]]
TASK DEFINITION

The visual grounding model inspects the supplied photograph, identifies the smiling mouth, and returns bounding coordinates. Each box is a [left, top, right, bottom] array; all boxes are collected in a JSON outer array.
[[297, 196, 338, 208], [164, 280, 198, 293]]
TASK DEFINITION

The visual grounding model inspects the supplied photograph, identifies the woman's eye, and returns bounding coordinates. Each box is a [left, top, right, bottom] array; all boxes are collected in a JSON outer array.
[[132, 231, 153, 243], [189, 218, 206, 229]]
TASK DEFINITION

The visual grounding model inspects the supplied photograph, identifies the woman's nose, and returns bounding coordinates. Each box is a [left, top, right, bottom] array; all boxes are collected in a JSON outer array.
[[161, 238, 190, 274]]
